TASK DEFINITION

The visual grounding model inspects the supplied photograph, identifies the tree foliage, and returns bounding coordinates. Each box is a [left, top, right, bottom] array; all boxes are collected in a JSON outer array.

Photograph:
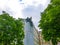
[[38, 0, 60, 45], [0, 12, 24, 45]]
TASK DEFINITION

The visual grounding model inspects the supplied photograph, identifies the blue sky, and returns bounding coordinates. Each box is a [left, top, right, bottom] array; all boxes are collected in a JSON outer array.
[[0, 0, 50, 30]]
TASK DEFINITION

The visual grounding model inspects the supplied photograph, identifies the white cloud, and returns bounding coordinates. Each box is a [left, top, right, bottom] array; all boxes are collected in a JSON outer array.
[[22, 0, 49, 6], [22, 0, 50, 30], [0, 0, 24, 18], [0, 0, 50, 30], [0, 0, 50, 18], [0, 0, 8, 9]]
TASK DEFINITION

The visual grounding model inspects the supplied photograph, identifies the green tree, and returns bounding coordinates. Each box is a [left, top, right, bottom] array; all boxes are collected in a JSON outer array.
[[38, 0, 60, 45], [0, 12, 24, 45]]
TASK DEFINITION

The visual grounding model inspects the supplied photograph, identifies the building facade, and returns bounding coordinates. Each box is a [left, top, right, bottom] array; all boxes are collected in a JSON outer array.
[[23, 17, 40, 45], [39, 31, 60, 45], [39, 31, 51, 45]]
